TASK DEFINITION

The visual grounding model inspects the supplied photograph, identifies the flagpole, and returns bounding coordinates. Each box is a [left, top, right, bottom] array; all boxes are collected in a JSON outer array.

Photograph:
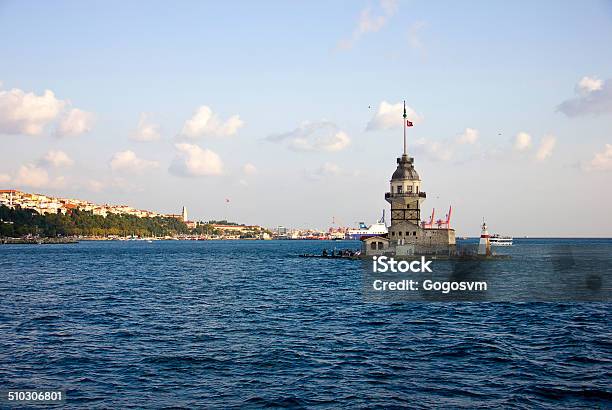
[[403, 100, 407, 156]]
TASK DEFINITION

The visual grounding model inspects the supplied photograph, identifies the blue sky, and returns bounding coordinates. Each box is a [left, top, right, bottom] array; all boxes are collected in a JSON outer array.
[[1, 0, 612, 236]]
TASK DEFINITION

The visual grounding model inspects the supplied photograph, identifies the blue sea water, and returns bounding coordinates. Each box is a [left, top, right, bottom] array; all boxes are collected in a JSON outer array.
[[0, 239, 610, 408]]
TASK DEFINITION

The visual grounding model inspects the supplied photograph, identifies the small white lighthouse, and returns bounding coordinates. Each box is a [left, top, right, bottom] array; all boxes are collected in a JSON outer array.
[[478, 220, 491, 256]]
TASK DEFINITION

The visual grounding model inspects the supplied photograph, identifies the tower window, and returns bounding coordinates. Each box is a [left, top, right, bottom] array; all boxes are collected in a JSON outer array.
[[413, 231, 417, 236], [397, 186, 403, 194], [398, 231, 402, 236], [391, 231, 395, 236], [408, 186, 413, 193]]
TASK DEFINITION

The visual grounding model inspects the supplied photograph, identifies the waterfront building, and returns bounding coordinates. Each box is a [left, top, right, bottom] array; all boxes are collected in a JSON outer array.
[[0, 190, 16, 207], [0, 189, 177, 220]]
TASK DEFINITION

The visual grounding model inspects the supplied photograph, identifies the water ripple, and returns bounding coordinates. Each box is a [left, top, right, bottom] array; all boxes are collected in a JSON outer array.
[[0, 240, 610, 408]]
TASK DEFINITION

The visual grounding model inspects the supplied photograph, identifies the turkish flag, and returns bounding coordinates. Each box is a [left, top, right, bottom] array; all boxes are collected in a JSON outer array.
[[407, 120, 414, 127]]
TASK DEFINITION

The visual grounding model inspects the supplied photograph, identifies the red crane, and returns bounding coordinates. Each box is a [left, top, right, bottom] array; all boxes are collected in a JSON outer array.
[[434, 206, 452, 229], [422, 208, 435, 228], [422, 206, 452, 229]]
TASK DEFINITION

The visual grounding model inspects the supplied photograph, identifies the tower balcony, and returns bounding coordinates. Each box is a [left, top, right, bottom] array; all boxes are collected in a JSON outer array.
[[385, 192, 426, 199]]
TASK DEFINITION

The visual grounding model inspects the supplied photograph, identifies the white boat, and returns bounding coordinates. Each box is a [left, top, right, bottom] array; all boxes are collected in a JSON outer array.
[[346, 211, 388, 240], [489, 234, 513, 246]]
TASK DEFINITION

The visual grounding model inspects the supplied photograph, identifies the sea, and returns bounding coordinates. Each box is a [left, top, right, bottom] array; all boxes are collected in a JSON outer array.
[[0, 239, 610, 408]]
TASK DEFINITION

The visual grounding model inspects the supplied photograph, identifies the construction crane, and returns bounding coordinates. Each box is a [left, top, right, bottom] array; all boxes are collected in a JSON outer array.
[[434, 206, 452, 229], [424, 205, 452, 229], [422, 208, 435, 229]]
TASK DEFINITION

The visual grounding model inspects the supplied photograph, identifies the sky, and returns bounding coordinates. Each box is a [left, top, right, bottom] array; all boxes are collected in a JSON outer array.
[[1, 0, 612, 236]]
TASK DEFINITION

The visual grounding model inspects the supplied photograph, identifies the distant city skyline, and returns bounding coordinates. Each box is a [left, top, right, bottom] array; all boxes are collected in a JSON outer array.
[[1, 0, 612, 236]]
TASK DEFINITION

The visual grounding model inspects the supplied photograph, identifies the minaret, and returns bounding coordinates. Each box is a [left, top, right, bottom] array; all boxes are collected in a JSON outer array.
[[182, 206, 188, 222], [385, 101, 425, 228]]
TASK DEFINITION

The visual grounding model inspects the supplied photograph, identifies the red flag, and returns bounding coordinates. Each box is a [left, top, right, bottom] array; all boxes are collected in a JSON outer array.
[[407, 120, 414, 127]]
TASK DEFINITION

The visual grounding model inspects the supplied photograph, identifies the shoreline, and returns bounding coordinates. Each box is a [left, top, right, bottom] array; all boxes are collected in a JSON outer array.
[[1, 237, 79, 245]]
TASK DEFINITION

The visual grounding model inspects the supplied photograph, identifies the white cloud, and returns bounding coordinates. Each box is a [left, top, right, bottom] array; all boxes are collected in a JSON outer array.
[[514, 132, 532, 151], [408, 21, 426, 50], [14, 164, 50, 188], [338, 0, 398, 50], [412, 138, 453, 161], [577, 76, 603, 94], [0, 88, 65, 136], [586, 143, 612, 171], [169, 143, 224, 177], [380, 0, 398, 16], [87, 179, 105, 192], [242, 163, 257, 175], [535, 135, 556, 161], [55, 108, 94, 137], [557, 76, 612, 117], [110, 150, 159, 173], [317, 162, 341, 175], [366, 101, 423, 131], [131, 113, 161, 142], [40, 150, 74, 168], [268, 121, 351, 152], [457, 128, 479, 144], [307, 162, 343, 180], [83, 177, 141, 193], [357, 9, 386, 34], [3, 159, 67, 189], [0, 85, 93, 137], [52, 176, 67, 189], [180, 105, 243, 138]]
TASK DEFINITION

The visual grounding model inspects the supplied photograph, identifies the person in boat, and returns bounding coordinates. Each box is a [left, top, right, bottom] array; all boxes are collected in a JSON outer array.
[[322, 249, 328, 257]]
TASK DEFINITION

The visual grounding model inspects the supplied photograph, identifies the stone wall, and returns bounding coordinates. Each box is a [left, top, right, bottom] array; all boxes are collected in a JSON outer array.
[[387, 221, 456, 255]]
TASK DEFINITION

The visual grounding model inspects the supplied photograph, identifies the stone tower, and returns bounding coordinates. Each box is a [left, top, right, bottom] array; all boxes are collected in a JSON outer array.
[[385, 154, 425, 226], [361, 99, 455, 257], [182, 206, 188, 222]]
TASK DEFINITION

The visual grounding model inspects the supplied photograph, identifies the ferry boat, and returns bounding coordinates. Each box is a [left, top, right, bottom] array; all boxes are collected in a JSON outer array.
[[489, 234, 513, 246], [346, 211, 388, 240]]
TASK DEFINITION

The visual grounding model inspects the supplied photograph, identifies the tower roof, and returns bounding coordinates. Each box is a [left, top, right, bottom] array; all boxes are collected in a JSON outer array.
[[391, 154, 420, 181]]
